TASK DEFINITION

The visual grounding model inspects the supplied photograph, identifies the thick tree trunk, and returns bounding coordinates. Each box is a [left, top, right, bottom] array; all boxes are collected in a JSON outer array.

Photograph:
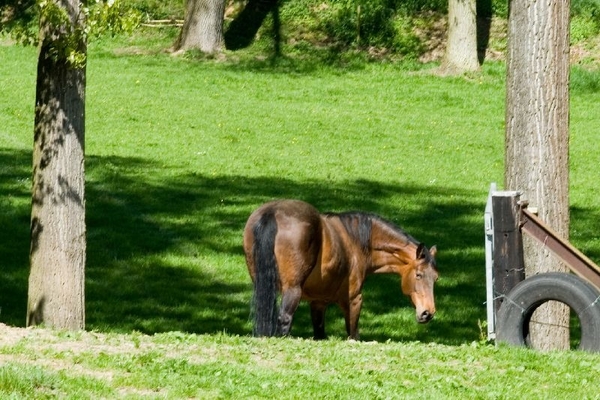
[[442, 0, 480, 74], [27, 0, 86, 330], [175, 0, 225, 54], [505, 0, 571, 351]]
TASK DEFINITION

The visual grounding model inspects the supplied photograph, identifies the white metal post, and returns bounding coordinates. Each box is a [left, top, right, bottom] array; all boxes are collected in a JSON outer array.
[[484, 183, 496, 340]]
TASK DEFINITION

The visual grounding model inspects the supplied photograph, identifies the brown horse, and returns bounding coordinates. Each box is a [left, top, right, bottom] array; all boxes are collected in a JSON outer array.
[[243, 199, 438, 339]]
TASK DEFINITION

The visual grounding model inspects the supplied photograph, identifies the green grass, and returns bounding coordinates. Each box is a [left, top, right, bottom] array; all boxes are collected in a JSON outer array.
[[1, 30, 510, 343], [2, 328, 600, 399], [2, 29, 600, 397]]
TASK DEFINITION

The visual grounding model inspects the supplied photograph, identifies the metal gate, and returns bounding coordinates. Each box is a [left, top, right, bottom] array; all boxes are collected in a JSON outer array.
[[485, 184, 600, 351]]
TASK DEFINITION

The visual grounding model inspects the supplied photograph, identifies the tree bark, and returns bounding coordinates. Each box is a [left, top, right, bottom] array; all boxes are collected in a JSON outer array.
[[174, 0, 225, 54], [442, 0, 480, 74], [27, 0, 86, 330], [505, 0, 571, 351]]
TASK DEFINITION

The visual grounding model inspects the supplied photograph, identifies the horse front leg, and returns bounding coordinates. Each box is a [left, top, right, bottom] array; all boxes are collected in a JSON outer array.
[[342, 293, 363, 340], [310, 301, 328, 340], [278, 286, 302, 336]]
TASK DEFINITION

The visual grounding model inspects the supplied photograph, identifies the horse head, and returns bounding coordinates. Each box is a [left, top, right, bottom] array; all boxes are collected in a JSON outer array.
[[400, 243, 438, 323]]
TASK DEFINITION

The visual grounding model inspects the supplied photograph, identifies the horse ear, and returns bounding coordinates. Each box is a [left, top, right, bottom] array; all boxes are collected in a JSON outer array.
[[429, 245, 437, 258], [416, 243, 426, 259]]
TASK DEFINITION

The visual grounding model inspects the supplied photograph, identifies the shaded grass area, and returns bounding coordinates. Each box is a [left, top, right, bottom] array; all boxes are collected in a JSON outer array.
[[1, 148, 486, 344], [0, 149, 30, 327]]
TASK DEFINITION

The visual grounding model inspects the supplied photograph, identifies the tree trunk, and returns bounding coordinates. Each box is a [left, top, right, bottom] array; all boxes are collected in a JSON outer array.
[[224, 0, 279, 50], [174, 0, 225, 54], [505, 0, 571, 351], [476, 0, 493, 64], [442, 0, 480, 74], [27, 0, 86, 330]]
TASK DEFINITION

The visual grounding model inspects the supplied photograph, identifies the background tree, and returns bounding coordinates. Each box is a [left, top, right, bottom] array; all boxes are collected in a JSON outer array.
[[0, 0, 37, 44], [442, 0, 479, 73], [27, 0, 87, 330], [174, 0, 225, 54], [224, 0, 279, 50], [505, 0, 571, 350], [476, 0, 493, 64]]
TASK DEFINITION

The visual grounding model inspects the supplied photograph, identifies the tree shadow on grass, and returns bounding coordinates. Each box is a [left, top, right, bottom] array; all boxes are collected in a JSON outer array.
[[0, 148, 31, 327], [2, 149, 493, 344]]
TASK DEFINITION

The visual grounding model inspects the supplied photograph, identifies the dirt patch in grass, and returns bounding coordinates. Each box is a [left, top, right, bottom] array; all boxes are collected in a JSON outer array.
[[0, 323, 172, 396]]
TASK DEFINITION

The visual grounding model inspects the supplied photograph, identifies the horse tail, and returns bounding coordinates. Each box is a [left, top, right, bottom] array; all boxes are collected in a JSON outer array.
[[251, 209, 280, 337]]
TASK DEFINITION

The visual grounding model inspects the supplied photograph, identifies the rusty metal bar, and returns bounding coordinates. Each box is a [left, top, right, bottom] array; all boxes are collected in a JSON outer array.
[[519, 206, 600, 291]]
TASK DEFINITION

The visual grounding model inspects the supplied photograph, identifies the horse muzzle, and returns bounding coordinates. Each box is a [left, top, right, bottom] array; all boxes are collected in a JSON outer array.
[[416, 309, 435, 324]]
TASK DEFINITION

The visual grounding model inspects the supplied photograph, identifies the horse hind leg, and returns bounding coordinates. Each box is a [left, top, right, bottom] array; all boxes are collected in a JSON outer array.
[[278, 286, 302, 336]]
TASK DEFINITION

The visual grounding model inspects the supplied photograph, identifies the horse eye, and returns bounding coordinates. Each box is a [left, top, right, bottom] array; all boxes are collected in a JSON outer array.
[[416, 272, 423, 280]]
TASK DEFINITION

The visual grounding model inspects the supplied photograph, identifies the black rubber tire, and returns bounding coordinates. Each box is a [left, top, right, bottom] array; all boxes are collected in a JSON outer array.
[[496, 272, 600, 352]]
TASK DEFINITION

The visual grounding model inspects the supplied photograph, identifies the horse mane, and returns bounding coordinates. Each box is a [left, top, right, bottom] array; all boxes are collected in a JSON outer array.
[[324, 211, 417, 252]]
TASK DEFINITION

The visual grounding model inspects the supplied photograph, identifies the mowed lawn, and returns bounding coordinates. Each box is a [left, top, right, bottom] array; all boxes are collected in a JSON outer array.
[[1, 30, 600, 398]]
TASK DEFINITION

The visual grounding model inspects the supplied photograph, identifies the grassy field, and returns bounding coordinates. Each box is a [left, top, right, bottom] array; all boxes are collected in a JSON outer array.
[[2, 27, 600, 397], [2, 324, 600, 399]]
